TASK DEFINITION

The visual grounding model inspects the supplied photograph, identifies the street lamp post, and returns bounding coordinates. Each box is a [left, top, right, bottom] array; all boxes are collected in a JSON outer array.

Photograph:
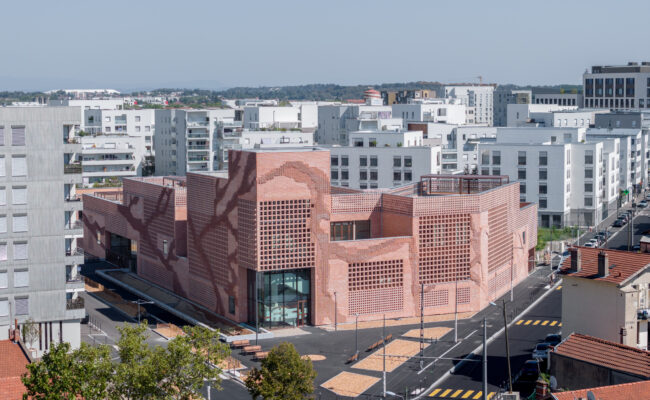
[[502, 299, 513, 393], [482, 316, 488, 400], [355, 313, 359, 356], [131, 299, 154, 324]]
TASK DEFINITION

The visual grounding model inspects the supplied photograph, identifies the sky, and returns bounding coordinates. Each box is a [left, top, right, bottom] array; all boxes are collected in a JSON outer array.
[[1, 0, 650, 91]]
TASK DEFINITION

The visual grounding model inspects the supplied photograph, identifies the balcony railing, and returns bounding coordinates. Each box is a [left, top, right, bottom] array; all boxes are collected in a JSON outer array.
[[66, 274, 84, 284], [65, 195, 81, 202], [64, 163, 82, 174], [66, 247, 84, 257], [66, 297, 85, 310], [65, 220, 82, 230]]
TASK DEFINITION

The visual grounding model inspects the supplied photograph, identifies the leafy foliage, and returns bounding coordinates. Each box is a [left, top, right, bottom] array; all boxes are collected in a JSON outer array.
[[22, 322, 230, 400], [245, 342, 316, 400]]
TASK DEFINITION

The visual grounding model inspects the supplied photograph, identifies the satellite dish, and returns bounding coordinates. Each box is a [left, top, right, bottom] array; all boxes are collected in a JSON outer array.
[[549, 376, 557, 390], [587, 391, 596, 400]]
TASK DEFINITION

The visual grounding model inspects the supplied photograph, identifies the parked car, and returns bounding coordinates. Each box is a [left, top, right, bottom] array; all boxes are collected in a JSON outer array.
[[519, 359, 540, 381], [640, 200, 648, 208], [597, 231, 612, 238], [613, 219, 625, 228], [633, 245, 641, 252], [645, 193, 650, 201], [544, 334, 562, 347], [587, 238, 599, 247], [532, 343, 551, 360], [584, 242, 596, 248]]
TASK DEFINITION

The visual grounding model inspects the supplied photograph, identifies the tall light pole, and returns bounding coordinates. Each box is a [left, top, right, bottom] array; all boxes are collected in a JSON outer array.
[[454, 271, 458, 343], [131, 299, 154, 324], [355, 313, 359, 356], [334, 291, 338, 331], [420, 282, 424, 370], [502, 299, 513, 393], [482, 316, 488, 400], [382, 314, 387, 398]]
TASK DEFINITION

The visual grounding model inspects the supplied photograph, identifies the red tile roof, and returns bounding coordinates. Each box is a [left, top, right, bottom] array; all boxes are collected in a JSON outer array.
[[552, 333, 650, 378], [552, 380, 650, 400], [0, 340, 30, 400], [560, 246, 650, 284]]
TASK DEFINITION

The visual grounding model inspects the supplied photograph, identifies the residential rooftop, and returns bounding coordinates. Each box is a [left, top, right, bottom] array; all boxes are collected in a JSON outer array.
[[552, 380, 650, 400], [553, 333, 650, 379], [560, 247, 650, 285], [0, 340, 30, 400]]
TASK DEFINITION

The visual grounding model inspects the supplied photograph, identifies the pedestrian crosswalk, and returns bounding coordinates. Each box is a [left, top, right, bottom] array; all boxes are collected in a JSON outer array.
[[515, 319, 562, 327], [428, 388, 495, 398]]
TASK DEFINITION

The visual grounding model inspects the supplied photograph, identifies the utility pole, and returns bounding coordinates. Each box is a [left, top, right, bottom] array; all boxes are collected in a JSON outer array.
[[454, 271, 458, 343], [482, 316, 488, 400], [420, 283, 424, 371], [355, 313, 359, 356], [382, 314, 387, 398], [503, 300, 513, 393], [628, 206, 635, 251]]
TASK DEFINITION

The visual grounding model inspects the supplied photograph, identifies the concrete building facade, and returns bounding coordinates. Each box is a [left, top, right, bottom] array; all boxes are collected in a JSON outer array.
[[82, 149, 537, 329], [0, 107, 84, 356], [493, 88, 531, 127], [583, 62, 650, 109], [444, 85, 495, 126]]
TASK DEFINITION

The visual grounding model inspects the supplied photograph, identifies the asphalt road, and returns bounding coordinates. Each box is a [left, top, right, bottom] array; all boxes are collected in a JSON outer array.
[[604, 212, 650, 251]]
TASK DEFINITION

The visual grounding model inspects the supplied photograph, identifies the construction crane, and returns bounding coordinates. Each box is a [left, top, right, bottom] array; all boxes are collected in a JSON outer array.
[[476, 75, 483, 85]]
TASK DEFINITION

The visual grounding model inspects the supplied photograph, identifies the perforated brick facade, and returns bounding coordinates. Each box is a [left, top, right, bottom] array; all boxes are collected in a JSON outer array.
[[83, 149, 537, 327]]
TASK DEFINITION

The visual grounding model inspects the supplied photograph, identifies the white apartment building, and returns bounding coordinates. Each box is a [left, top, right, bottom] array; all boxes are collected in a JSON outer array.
[[583, 62, 650, 109], [215, 122, 313, 170], [326, 130, 441, 189], [316, 105, 401, 145], [155, 108, 235, 176], [444, 85, 495, 126], [0, 107, 85, 357], [422, 124, 497, 173], [493, 88, 531, 127], [243, 105, 318, 131], [479, 128, 620, 228], [506, 104, 581, 127], [78, 109, 155, 186], [392, 102, 466, 126], [586, 128, 648, 195]]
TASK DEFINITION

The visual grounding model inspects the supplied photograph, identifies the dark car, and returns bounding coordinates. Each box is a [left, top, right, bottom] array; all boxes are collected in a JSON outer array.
[[519, 359, 540, 381], [613, 219, 625, 227], [544, 334, 562, 347], [633, 245, 641, 252]]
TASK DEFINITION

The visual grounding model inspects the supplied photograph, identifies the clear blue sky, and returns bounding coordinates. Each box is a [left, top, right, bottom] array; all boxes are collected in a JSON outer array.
[[2, 0, 649, 91]]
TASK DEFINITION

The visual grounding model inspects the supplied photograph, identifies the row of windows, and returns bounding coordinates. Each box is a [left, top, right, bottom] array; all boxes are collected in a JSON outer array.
[[331, 155, 413, 168], [584, 98, 650, 108], [0, 241, 28, 260], [0, 187, 27, 205], [0, 156, 27, 177], [0, 269, 29, 289], [0, 214, 28, 233], [0, 126, 25, 146], [0, 297, 28, 317]]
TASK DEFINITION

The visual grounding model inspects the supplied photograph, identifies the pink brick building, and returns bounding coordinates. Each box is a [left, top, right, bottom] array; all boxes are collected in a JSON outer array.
[[82, 148, 537, 328]]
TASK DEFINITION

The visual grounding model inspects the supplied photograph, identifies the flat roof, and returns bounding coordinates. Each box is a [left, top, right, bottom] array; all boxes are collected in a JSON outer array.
[[243, 146, 327, 153]]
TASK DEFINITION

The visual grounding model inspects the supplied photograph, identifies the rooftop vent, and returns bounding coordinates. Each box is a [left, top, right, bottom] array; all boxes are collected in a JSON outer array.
[[598, 251, 609, 278], [569, 248, 581, 273]]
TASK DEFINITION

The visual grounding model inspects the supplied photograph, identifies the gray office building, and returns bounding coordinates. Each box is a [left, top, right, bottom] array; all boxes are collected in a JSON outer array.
[[0, 107, 84, 357]]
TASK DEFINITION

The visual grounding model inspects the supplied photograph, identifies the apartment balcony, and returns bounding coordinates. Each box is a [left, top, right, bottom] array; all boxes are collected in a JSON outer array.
[[65, 297, 86, 319], [64, 163, 82, 174], [82, 158, 134, 166], [65, 275, 85, 291], [187, 156, 209, 162], [82, 166, 136, 177], [64, 195, 81, 202], [65, 247, 85, 264], [638, 308, 650, 320], [187, 121, 209, 128], [82, 147, 135, 154], [64, 221, 83, 237], [187, 133, 209, 139]]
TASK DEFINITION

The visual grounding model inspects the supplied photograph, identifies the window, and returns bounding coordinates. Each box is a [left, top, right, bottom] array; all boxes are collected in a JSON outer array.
[[341, 170, 349, 180], [370, 156, 378, 167], [481, 150, 489, 165], [539, 198, 547, 209], [566, 149, 570, 164], [145, 126, 151, 132], [585, 168, 593, 179], [370, 183, 378, 189], [584, 197, 593, 207], [11, 156, 26, 177], [359, 156, 367, 167], [331, 156, 338, 166], [518, 151, 526, 166], [354, 139, 363, 147], [369, 170, 378, 181], [11, 187, 26, 205], [11, 126, 25, 146], [105, 116, 111, 122], [0, 244, 6, 261], [14, 270, 28, 287], [105, 127, 111, 133], [539, 151, 547, 166], [0, 216, 5, 233], [369, 138, 377, 147], [228, 296, 235, 314], [96, 231, 101, 244], [393, 157, 401, 167], [481, 168, 490, 175], [404, 171, 412, 181], [0, 271, 6, 288], [341, 156, 349, 167], [585, 150, 593, 165], [518, 169, 526, 180], [13, 242, 27, 260], [0, 188, 4, 206], [12, 215, 27, 232], [585, 183, 593, 192], [163, 240, 168, 256], [539, 169, 547, 180], [539, 184, 547, 194], [331, 170, 338, 180], [404, 156, 412, 167], [393, 171, 401, 181], [0, 157, 4, 176], [360, 170, 367, 180], [520, 183, 526, 194], [0, 299, 7, 317], [0, 126, 3, 146], [15, 297, 28, 315], [135, 116, 141, 122], [359, 183, 367, 189]]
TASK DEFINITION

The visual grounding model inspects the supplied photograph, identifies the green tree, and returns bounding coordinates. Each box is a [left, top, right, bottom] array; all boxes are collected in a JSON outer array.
[[21, 318, 39, 352], [22, 342, 112, 400], [245, 342, 316, 400]]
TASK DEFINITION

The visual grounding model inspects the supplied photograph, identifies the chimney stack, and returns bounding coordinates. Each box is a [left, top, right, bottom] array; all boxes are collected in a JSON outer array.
[[598, 251, 609, 277], [569, 248, 581, 272]]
